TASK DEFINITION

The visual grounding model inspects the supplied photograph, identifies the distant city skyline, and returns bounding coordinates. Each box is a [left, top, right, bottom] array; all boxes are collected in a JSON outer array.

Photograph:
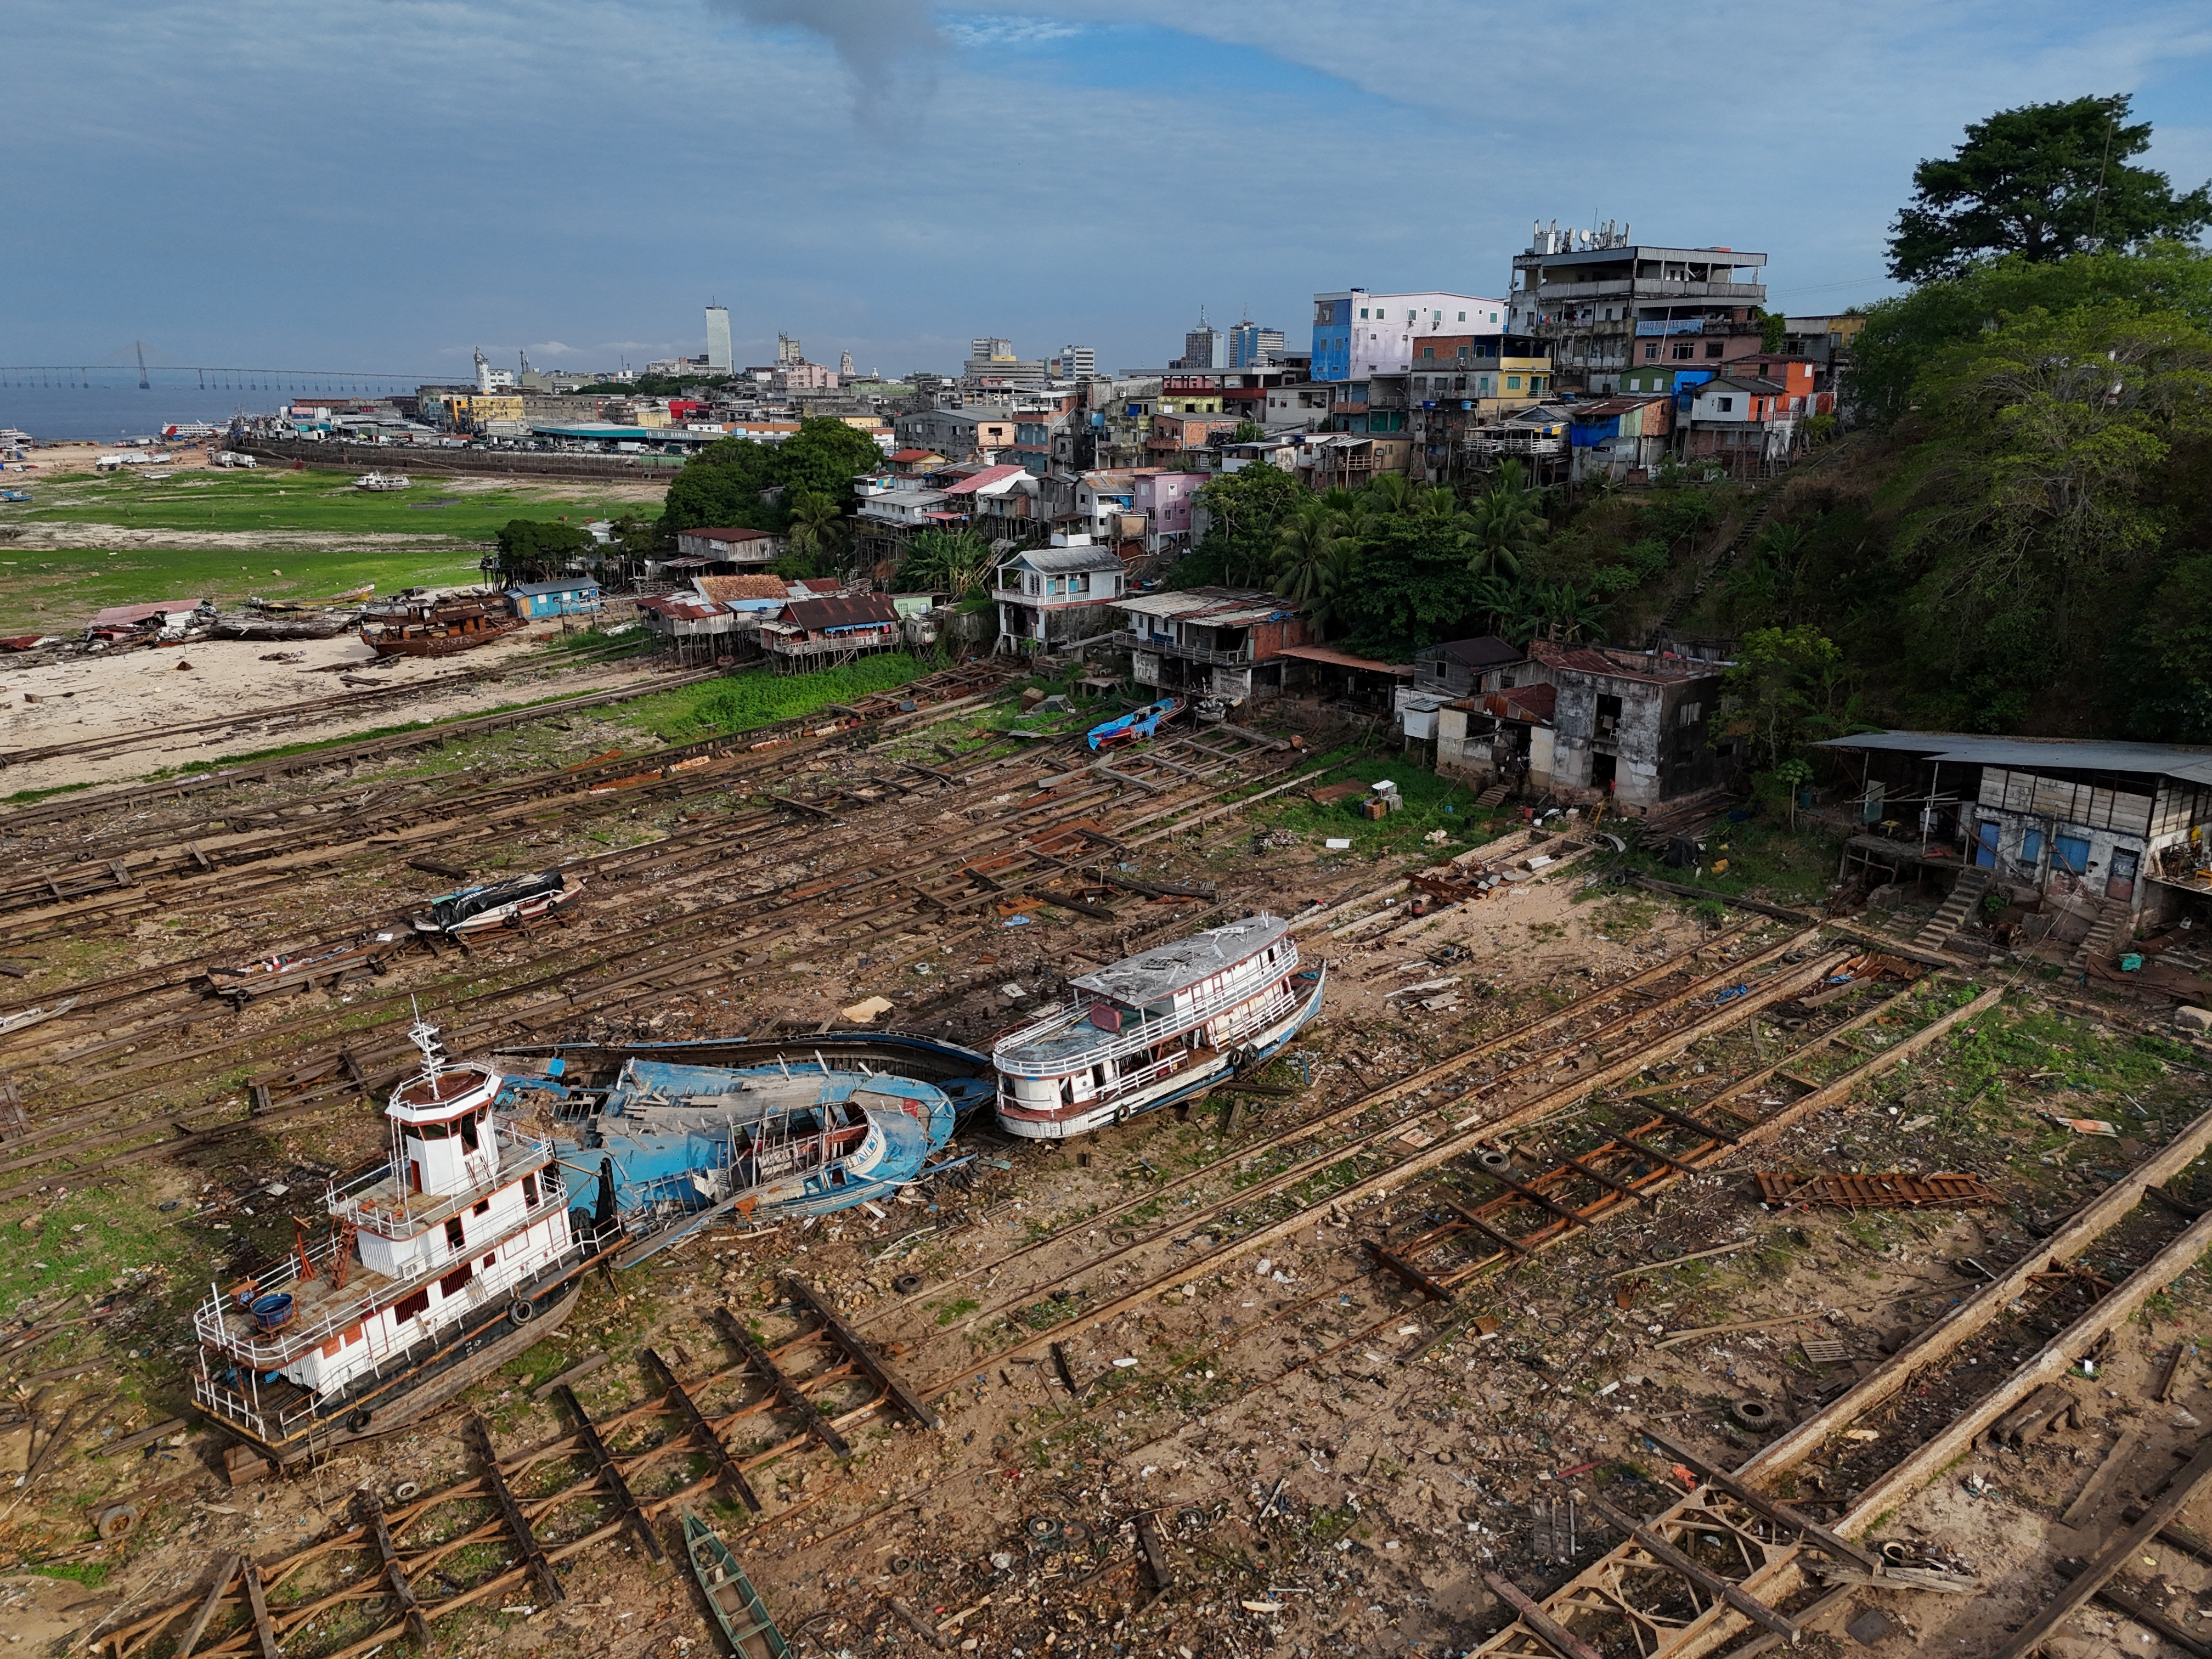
[[5, 2, 2209, 378]]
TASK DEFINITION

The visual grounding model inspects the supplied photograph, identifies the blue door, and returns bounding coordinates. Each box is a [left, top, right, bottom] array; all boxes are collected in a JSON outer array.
[[1975, 822, 1999, 868], [2055, 834, 2091, 877], [2022, 828, 2043, 870]]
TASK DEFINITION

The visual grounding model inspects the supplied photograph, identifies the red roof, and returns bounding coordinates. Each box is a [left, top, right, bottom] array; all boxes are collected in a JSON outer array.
[[940, 464, 1027, 496], [793, 577, 842, 594], [1277, 644, 1412, 677], [93, 600, 196, 626], [636, 595, 730, 620], [1480, 684, 1556, 721], [889, 448, 941, 462]]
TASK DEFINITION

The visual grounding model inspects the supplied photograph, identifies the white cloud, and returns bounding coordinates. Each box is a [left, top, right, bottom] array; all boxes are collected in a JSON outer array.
[[941, 13, 1083, 49]]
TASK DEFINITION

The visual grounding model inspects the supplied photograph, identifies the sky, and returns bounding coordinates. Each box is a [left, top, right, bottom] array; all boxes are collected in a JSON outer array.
[[5, 1, 2211, 382]]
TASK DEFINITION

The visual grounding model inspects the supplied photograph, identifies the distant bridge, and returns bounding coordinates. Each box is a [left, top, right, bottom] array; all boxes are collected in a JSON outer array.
[[0, 343, 433, 398]]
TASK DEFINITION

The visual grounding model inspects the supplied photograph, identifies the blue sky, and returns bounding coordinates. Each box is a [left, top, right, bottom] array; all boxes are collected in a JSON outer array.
[[6, 1, 2210, 380]]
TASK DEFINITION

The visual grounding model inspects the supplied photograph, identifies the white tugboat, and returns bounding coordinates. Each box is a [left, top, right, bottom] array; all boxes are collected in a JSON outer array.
[[992, 914, 1325, 1140], [189, 1014, 608, 1469]]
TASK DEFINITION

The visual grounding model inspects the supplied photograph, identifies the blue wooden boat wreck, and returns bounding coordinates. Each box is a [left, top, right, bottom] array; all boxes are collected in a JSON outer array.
[[1086, 696, 1182, 752], [489, 1032, 992, 1264]]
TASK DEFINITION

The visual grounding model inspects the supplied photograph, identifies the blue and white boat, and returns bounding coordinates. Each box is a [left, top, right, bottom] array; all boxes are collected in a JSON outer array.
[[993, 914, 1326, 1140], [1086, 697, 1182, 752]]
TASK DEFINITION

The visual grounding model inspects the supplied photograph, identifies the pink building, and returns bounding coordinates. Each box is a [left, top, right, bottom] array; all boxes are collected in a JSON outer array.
[[1133, 471, 1204, 554]]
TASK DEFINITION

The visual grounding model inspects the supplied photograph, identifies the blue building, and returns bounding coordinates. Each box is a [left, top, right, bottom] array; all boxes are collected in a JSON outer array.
[[506, 578, 602, 618]]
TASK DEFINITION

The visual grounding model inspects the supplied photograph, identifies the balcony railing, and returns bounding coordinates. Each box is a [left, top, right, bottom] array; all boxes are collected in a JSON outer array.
[[1108, 627, 1251, 667], [1534, 279, 1766, 302], [329, 1127, 554, 1239]]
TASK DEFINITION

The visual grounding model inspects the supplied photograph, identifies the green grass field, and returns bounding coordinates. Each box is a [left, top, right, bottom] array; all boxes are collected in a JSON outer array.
[[0, 465, 662, 632], [5, 464, 648, 539]]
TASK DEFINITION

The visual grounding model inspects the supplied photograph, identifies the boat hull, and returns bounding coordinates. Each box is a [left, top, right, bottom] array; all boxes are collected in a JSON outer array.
[[202, 1252, 589, 1471], [414, 877, 582, 935], [997, 962, 1327, 1141], [361, 615, 526, 657]]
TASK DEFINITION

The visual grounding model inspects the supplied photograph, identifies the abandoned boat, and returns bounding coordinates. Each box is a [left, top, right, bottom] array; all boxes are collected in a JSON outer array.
[[685, 1510, 792, 1657], [205, 932, 404, 1006], [413, 868, 582, 936], [208, 611, 359, 641], [189, 1017, 609, 1469], [993, 913, 1325, 1140], [1086, 696, 1182, 753], [523, 1054, 960, 1260], [359, 592, 523, 657]]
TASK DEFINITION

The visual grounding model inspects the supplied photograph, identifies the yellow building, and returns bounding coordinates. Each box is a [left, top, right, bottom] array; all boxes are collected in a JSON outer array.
[[443, 393, 525, 426]]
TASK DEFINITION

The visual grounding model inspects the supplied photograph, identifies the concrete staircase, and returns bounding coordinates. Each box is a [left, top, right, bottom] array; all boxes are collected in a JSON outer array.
[[1913, 867, 1991, 951], [2070, 904, 2131, 972]]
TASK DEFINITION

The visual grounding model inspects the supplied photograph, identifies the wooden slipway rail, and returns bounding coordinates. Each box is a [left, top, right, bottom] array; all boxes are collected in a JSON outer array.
[[1473, 1098, 2212, 1659]]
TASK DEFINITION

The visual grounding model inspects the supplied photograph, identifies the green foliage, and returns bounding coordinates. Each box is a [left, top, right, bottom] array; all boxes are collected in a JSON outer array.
[[643, 655, 927, 743], [1180, 462, 1311, 587], [493, 517, 594, 582], [1720, 624, 1857, 771], [1759, 309, 1788, 353], [1889, 94, 2212, 284], [1465, 458, 1546, 579], [896, 526, 992, 597], [1231, 420, 1266, 443], [661, 417, 882, 539]]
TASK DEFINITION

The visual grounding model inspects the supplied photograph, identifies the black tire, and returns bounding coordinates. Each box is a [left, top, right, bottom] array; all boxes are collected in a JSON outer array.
[[510, 1295, 537, 1324], [892, 1274, 923, 1295], [346, 1407, 373, 1433]]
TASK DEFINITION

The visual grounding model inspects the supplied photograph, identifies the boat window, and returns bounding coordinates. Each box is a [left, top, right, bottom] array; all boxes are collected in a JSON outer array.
[[472, 1199, 490, 1217], [459, 1113, 480, 1154], [1059, 1078, 1075, 1105], [828, 1165, 848, 1187], [481, 1252, 496, 1270], [439, 1261, 474, 1299], [412, 1121, 448, 1141], [444, 1217, 466, 1251], [522, 1172, 539, 1208], [396, 1288, 430, 1322]]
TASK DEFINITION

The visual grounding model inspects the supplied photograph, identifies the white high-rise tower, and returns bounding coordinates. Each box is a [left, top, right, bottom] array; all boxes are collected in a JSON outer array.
[[705, 305, 732, 373]]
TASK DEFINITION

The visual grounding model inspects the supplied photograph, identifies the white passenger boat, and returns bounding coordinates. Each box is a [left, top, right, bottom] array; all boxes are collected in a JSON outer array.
[[354, 471, 411, 490], [188, 1016, 602, 1469], [992, 914, 1325, 1140]]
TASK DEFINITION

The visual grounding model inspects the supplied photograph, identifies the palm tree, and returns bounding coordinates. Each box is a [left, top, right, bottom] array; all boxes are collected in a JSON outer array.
[[785, 490, 847, 573], [1274, 501, 1356, 634], [1466, 459, 1547, 579], [1363, 471, 1416, 515]]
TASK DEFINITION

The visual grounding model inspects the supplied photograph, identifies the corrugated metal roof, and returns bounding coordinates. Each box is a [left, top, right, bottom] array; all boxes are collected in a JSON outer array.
[[1002, 545, 1124, 574], [682, 526, 775, 544], [1531, 641, 1726, 682], [1070, 915, 1290, 1007], [1424, 635, 1522, 670], [695, 574, 789, 602], [1278, 644, 1412, 676], [1816, 730, 2212, 784], [786, 594, 900, 630], [508, 579, 599, 596], [941, 464, 1028, 495], [1114, 586, 1292, 623]]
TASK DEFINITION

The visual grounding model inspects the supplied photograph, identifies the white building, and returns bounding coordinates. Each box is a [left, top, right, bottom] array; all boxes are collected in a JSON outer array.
[[706, 306, 732, 373], [1310, 290, 1508, 383]]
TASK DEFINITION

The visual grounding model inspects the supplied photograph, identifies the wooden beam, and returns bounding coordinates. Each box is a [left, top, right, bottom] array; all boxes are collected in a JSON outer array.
[[2095, 1582, 2212, 1659], [172, 1553, 239, 1659], [358, 1491, 432, 1647], [640, 1347, 761, 1513], [1632, 1097, 1740, 1144], [2059, 1426, 2143, 1529], [785, 1277, 943, 1432], [713, 1304, 851, 1454], [1482, 1571, 1604, 1659], [1558, 1153, 1657, 1212], [1993, 1437, 2212, 1658], [555, 1384, 666, 1564], [1739, 1101, 2212, 1493], [1573, 1488, 1797, 1641], [1483, 1164, 1593, 1228], [1362, 1239, 1455, 1303], [1640, 1428, 1878, 1572], [1445, 1200, 1529, 1257], [241, 1561, 281, 1659], [467, 1415, 563, 1604], [1611, 1130, 1703, 1176]]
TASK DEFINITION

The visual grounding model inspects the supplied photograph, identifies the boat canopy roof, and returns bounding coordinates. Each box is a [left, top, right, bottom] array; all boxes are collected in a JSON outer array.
[[1070, 913, 1290, 1007]]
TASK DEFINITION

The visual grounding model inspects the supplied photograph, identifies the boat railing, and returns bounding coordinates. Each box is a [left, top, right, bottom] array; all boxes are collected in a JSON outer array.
[[991, 958, 1296, 1078], [327, 1129, 554, 1236], [1005, 981, 1301, 1111]]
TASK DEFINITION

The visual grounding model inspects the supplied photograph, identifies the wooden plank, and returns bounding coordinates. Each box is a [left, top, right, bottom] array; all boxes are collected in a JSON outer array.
[[530, 1352, 608, 1402], [1482, 1571, 1604, 1659], [713, 1305, 851, 1454], [1993, 1437, 2212, 1658], [1445, 1200, 1529, 1257], [640, 1347, 761, 1513], [1482, 1165, 1591, 1228], [467, 1415, 563, 1603], [91, 1415, 188, 1459], [241, 1561, 281, 1659], [1362, 1239, 1454, 1303], [2059, 1426, 2143, 1529], [1574, 1488, 1797, 1641], [555, 1384, 666, 1564], [783, 1277, 942, 1432], [172, 1553, 239, 1659], [1133, 1509, 1172, 1598], [1611, 1131, 1704, 1176], [1639, 1428, 1878, 1572], [1739, 1103, 2212, 1492], [1558, 1152, 1657, 1212], [2095, 1583, 2212, 1659], [358, 1491, 432, 1647]]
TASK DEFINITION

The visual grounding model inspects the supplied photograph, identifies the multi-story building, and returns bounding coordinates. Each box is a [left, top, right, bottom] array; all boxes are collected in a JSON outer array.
[[1052, 345, 1096, 378], [992, 541, 1128, 653], [1680, 376, 1797, 477], [1509, 223, 1768, 394], [1107, 588, 1311, 703], [1530, 640, 1731, 808], [1176, 320, 1226, 371], [1133, 471, 1205, 555], [894, 406, 1019, 459], [776, 334, 804, 367], [1310, 290, 1508, 383], [706, 307, 732, 373], [1227, 320, 1285, 368]]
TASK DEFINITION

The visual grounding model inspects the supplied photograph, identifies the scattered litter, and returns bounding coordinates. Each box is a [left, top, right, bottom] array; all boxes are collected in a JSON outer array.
[[2052, 1116, 2121, 1137], [839, 995, 895, 1024], [1000, 983, 1027, 999], [1002, 915, 1032, 928], [1113, 1357, 1139, 1368], [1324, 838, 1353, 851], [1396, 1126, 1435, 1148], [1962, 1472, 1995, 1497], [1899, 1114, 1937, 1132]]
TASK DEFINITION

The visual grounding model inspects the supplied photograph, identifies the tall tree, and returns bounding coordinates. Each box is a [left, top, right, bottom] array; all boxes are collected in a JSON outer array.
[[1181, 463, 1311, 588], [1273, 500, 1357, 639], [1888, 94, 2212, 284], [783, 489, 847, 575], [1465, 459, 1547, 579]]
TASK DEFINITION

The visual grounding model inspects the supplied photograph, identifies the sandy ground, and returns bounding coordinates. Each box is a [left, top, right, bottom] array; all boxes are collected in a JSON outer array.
[[0, 628, 658, 793], [9, 441, 669, 506]]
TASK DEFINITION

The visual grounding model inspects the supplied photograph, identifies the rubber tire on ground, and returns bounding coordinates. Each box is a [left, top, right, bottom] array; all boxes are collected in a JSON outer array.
[[893, 1274, 923, 1295], [346, 1408, 374, 1433], [509, 1295, 537, 1324], [1477, 1149, 1513, 1173], [394, 1481, 421, 1501], [1024, 1516, 1063, 1544], [1729, 1398, 1781, 1432], [97, 1503, 140, 1541]]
